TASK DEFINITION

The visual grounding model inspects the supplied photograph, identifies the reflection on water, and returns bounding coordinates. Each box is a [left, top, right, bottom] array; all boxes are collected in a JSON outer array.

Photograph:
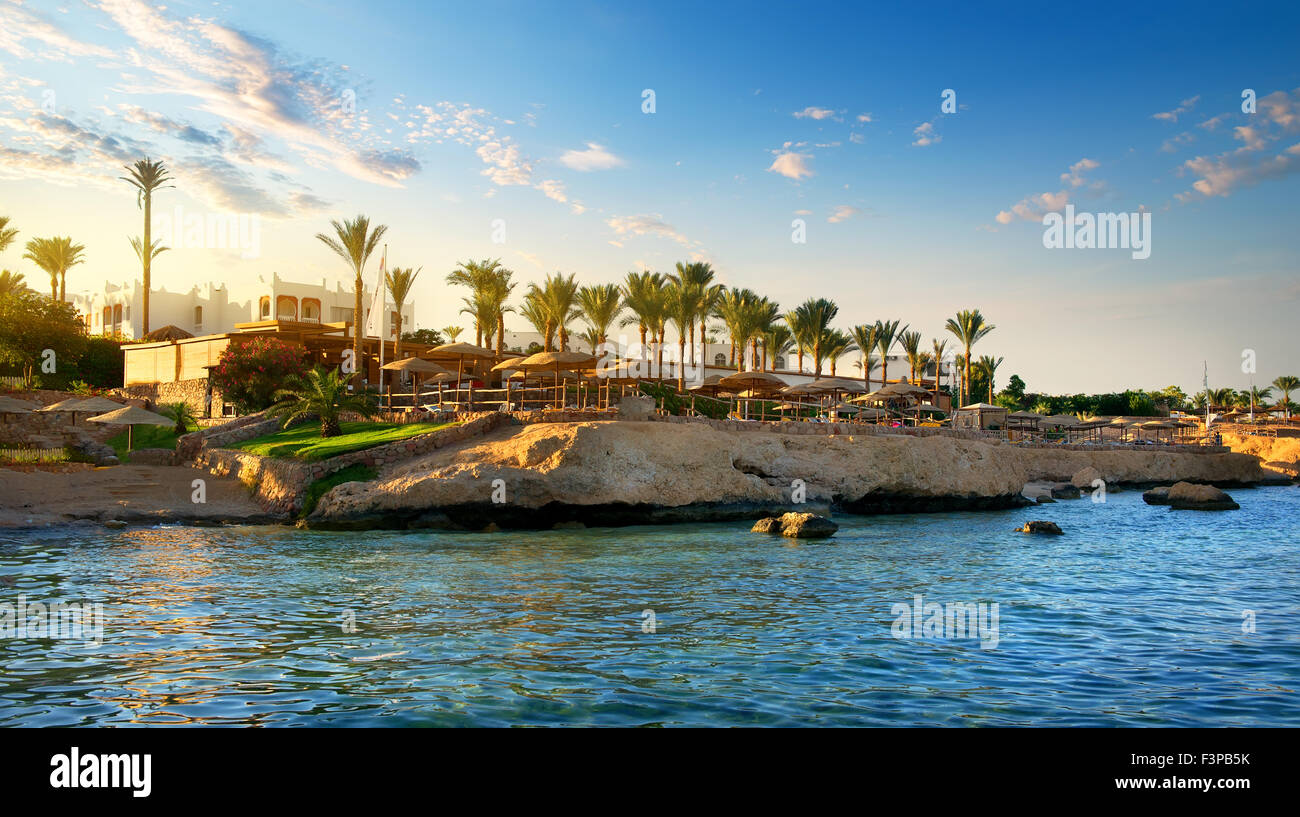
[[1, 487, 1298, 726]]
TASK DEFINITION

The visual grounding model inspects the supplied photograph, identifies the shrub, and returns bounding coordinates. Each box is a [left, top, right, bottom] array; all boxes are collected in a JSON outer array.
[[209, 336, 309, 414]]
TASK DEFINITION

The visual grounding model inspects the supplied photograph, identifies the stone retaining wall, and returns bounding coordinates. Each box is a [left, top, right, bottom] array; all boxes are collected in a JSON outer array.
[[114, 378, 227, 418], [193, 412, 507, 515]]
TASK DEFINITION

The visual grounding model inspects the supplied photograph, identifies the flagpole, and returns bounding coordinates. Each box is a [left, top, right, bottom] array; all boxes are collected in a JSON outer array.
[[378, 244, 387, 406]]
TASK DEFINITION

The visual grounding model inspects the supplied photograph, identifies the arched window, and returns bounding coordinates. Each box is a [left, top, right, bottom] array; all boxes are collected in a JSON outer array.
[[194, 306, 203, 330], [259, 296, 271, 320], [102, 307, 112, 331], [276, 295, 297, 321], [775, 356, 786, 370], [713, 353, 726, 366], [301, 298, 321, 323], [112, 304, 122, 329]]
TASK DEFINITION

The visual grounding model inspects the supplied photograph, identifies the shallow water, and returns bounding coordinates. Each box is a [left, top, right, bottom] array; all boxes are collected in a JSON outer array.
[[1, 486, 1297, 726]]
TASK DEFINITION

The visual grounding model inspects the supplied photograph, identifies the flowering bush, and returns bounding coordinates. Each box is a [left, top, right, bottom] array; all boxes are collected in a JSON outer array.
[[210, 336, 309, 413]]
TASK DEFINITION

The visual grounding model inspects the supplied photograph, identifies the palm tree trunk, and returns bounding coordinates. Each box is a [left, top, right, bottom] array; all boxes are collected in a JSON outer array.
[[964, 345, 972, 406], [678, 336, 686, 392], [352, 270, 363, 388], [142, 189, 151, 334], [59, 270, 65, 303], [496, 313, 505, 356]]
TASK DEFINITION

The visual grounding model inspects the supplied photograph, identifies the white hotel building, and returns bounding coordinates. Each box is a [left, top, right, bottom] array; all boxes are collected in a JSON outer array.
[[71, 272, 413, 340]]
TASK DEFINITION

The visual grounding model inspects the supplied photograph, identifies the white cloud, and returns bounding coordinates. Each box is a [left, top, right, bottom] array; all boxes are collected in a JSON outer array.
[[912, 121, 941, 147], [794, 107, 835, 120], [1152, 95, 1200, 123], [558, 142, 625, 171], [767, 151, 813, 180], [605, 214, 693, 246], [828, 205, 858, 223]]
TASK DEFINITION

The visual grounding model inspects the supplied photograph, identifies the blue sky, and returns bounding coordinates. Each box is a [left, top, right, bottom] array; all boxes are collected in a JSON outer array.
[[1, 0, 1298, 393]]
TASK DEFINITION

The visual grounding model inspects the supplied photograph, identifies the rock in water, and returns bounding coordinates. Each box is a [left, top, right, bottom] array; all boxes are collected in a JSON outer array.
[[1035, 496, 1056, 504], [1016, 520, 1063, 535], [1142, 486, 1171, 505], [1071, 466, 1104, 490], [751, 517, 782, 533], [1049, 482, 1082, 499], [777, 512, 838, 539], [1167, 481, 1239, 511]]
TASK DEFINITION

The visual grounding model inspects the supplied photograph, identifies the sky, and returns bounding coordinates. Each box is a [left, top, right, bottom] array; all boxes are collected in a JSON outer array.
[[0, 0, 1298, 395]]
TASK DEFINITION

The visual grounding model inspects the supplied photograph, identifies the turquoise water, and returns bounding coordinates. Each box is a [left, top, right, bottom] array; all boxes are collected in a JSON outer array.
[[1, 486, 1297, 726]]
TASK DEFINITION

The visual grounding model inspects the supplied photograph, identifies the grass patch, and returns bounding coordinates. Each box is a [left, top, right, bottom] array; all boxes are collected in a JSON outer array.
[[107, 422, 197, 462], [230, 420, 457, 462], [301, 463, 377, 517]]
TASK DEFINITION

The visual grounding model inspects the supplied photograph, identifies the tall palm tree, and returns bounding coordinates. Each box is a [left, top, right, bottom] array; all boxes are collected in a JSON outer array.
[[873, 319, 908, 387], [666, 280, 704, 390], [945, 309, 996, 406], [446, 259, 507, 347], [714, 287, 755, 368], [848, 324, 877, 390], [384, 266, 421, 360], [576, 283, 623, 351], [442, 325, 464, 342], [0, 216, 17, 253], [1208, 387, 1238, 412], [762, 325, 794, 372], [898, 330, 924, 382], [518, 291, 552, 348], [822, 328, 855, 376], [1272, 375, 1299, 421], [0, 270, 28, 297], [129, 235, 170, 301], [1238, 385, 1273, 417], [669, 261, 720, 366], [977, 355, 1005, 402], [316, 215, 388, 387], [793, 298, 839, 376], [785, 308, 812, 373], [120, 158, 174, 335], [542, 272, 580, 351], [23, 236, 85, 303], [460, 289, 497, 349], [749, 296, 782, 372], [267, 365, 379, 438], [931, 338, 948, 397], [620, 270, 667, 353]]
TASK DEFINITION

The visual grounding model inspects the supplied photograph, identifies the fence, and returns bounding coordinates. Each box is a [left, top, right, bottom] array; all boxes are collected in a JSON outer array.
[[0, 446, 70, 464]]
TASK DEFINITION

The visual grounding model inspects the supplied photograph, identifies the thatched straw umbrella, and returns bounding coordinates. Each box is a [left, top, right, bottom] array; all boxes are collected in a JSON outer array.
[[425, 342, 496, 399], [86, 405, 173, 451], [381, 357, 452, 409], [719, 371, 786, 419], [38, 398, 83, 412], [0, 396, 38, 413], [142, 324, 195, 342], [67, 396, 126, 413], [514, 350, 600, 409]]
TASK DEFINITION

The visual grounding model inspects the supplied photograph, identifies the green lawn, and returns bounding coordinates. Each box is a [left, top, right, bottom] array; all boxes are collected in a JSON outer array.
[[301, 464, 377, 517], [230, 420, 458, 461], [108, 422, 196, 461]]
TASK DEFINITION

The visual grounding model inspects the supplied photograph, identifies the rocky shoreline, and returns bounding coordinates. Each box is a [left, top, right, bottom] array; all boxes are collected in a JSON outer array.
[[305, 420, 1275, 532]]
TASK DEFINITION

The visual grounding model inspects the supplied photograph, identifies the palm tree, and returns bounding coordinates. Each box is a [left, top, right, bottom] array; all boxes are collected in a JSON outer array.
[[541, 272, 580, 351], [385, 266, 421, 361], [23, 237, 85, 302], [446, 259, 503, 347], [785, 308, 812, 373], [160, 401, 196, 436], [873, 319, 908, 386], [316, 215, 388, 387], [268, 365, 379, 438], [0, 216, 17, 253], [518, 291, 552, 348], [749, 297, 782, 372], [931, 338, 948, 397], [1208, 387, 1237, 412], [848, 324, 877, 390], [0, 270, 27, 296], [620, 270, 667, 357], [898, 330, 924, 382], [714, 287, 755, 368], [460, 289, 497, 349], [945, 309, 995, 406], [577, 283, 623, 351], [793, 298, 839, 376], [977, 355, 1004, 402], [442, 325, 464, 342], [120, 158, 174, 335], [669, 261, 720, 366], [1272, 375, 1299, 420], [762, 325, 794, 372], [822, 328, 855, 376], [1238, 385, 1274, 417], [666, 280, 703, 390], [129, 236, 170, 298]]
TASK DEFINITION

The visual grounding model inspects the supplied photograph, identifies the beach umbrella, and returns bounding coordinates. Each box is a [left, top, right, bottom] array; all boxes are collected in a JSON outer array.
[[490, 356, 528, 372], [66, 396, 126, 413], [0, 396, 38, 413], [910, 402, 945, 414], [718, 370, 786, 394], [38, 398, 83, 412], [1043, 413, 1080, 428], [514, 350, 601, 408], [86, 405, 174, 452], [142, 324, 195, 342], [425, 342, 497, 392], [779, 383, 823, 396], [381, 357, 452, 408]]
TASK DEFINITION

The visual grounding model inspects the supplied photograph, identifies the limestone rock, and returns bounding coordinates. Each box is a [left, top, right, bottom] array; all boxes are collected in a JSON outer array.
[[616, 396, 655, 420], [751, 517, 781, 533], [103, 519, 127, 529], [778, 512, 838, 539], [1035, 496, 1056, 504], [129, 448, 176, 466], [1070, 466, 1104, 490], [1049, 482, 1082, 499], [1016, 520, 1063, 535], [1142, 485, 1171, 505], [1167, 481, 1239, 511]]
